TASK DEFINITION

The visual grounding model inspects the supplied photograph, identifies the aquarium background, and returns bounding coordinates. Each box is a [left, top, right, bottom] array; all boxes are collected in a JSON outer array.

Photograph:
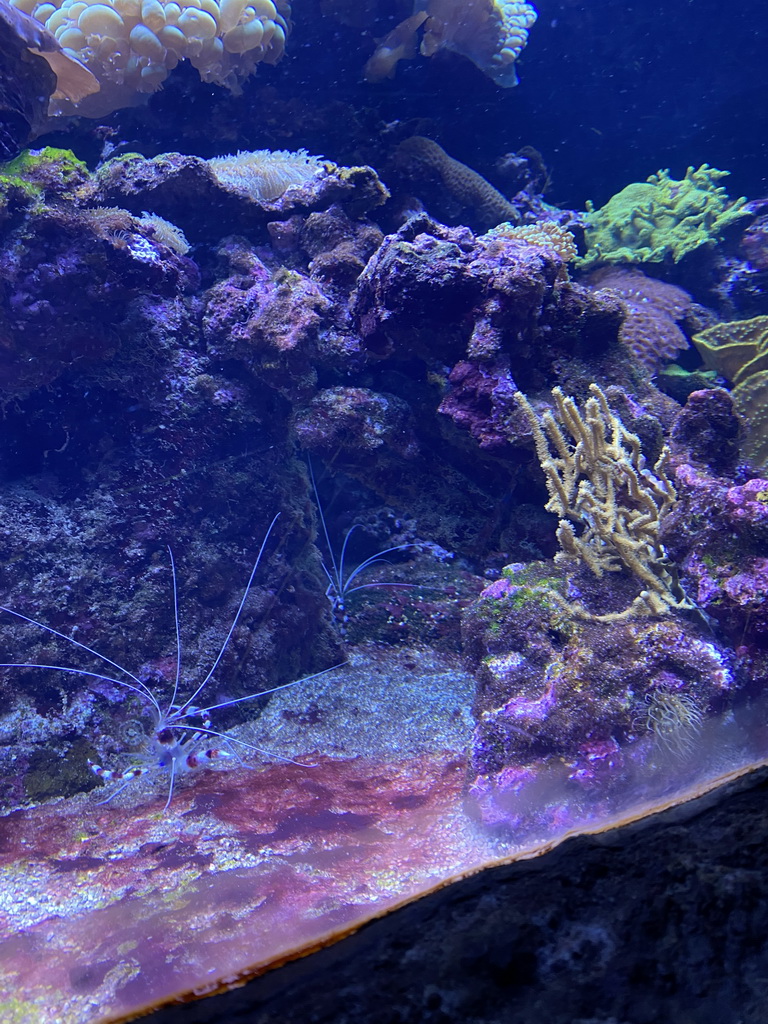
[[38, 0, 768, 206], [0, 0, 767, 1020]]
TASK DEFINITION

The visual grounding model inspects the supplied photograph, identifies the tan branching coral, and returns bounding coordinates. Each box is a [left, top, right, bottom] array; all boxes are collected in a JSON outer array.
[[395, 136, 516, 228], [420, 0, 536, 87], [515, 384, 692, 621], [11, 0, 291, 116], [693, 315, 768, 472], [208, 148, 326, 202]]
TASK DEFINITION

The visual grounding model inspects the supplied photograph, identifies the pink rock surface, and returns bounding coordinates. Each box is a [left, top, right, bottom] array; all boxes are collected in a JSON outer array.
[[0, 750, 480, 1023]]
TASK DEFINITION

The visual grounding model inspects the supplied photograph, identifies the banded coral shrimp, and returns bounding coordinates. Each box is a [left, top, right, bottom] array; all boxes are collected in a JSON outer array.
[[0, 514, 340, 810], [308, 459, 418, 635]]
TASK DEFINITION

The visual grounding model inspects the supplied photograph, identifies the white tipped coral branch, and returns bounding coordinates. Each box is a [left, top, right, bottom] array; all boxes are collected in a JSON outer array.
[[514, 383, 693, 621]]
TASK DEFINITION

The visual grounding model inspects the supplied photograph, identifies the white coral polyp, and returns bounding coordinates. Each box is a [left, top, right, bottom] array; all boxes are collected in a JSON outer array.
[[11, 0, 290, 115]]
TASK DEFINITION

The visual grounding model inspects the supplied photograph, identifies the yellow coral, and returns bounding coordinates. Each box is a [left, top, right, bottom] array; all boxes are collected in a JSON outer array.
[[11, 0, 290, 116], [693, 315, 768, 472], [514, 384, 691, 621], [579, 165, 749, 268]]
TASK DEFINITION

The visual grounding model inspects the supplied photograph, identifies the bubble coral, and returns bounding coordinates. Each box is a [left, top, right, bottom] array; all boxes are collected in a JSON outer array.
[[578, 165, 749, 269], [420, 0, 536, 87], [10, 0, 291, 116]]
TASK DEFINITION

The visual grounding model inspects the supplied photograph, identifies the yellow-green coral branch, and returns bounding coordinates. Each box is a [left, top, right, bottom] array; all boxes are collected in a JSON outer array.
[[515, 384, 692, 621]]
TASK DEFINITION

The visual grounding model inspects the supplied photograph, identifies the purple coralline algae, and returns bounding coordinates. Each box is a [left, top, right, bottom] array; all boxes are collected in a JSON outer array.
[[710, 199, 768, 317], [463, 561, 735, 831]]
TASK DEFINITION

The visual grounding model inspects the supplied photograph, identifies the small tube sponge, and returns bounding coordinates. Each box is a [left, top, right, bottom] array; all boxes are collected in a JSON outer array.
[[420, 0, 537, 87], [10, 0, 290, 116]]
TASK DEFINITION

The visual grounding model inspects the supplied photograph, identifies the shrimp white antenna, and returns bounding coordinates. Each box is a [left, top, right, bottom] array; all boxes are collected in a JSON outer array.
[[193, 662, 341, 717], [163, 760, 177, 812], [182, 513, 281, 711], [166, 545, 183, 718], [308, 458, 341, 589], [0, 606, 162, 714], [0, 662, 162, 713]]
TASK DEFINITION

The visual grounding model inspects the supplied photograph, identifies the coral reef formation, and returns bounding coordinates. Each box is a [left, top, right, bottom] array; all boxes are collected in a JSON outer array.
[[394, 136, 518, 229], [714, 201, 768, 318], [463, 380, 767, 833], [10, 0, 291, 115], [579, 165, 749, 269], [588, 267, 693, 371], [661, 388, 768, 665], [0, 149, 198, 397], [89, 149, 387, 242], [1, 123, 768, 1021], [420, 0, 537, 87], [692, 315, 768, 472], [464, 558, 734, 830]]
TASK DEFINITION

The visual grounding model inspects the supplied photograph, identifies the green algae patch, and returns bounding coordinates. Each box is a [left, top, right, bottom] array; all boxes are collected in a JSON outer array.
[[476, 562, 573, 639], [23, 738, 99, 802], [578, 164, 749, 268], [0, 148, 90, 211], [0, 997, 42, 1024]]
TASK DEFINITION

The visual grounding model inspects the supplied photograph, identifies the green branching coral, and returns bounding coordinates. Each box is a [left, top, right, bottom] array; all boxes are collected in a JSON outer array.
[[578, 164, 749, 269]]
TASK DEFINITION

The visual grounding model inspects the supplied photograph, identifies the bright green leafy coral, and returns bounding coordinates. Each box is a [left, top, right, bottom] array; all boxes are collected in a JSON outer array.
[[578, 164, 749, 268]]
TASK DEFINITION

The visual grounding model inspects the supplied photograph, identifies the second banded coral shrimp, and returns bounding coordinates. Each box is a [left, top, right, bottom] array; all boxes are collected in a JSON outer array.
[[0, 515, 339, 810]]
